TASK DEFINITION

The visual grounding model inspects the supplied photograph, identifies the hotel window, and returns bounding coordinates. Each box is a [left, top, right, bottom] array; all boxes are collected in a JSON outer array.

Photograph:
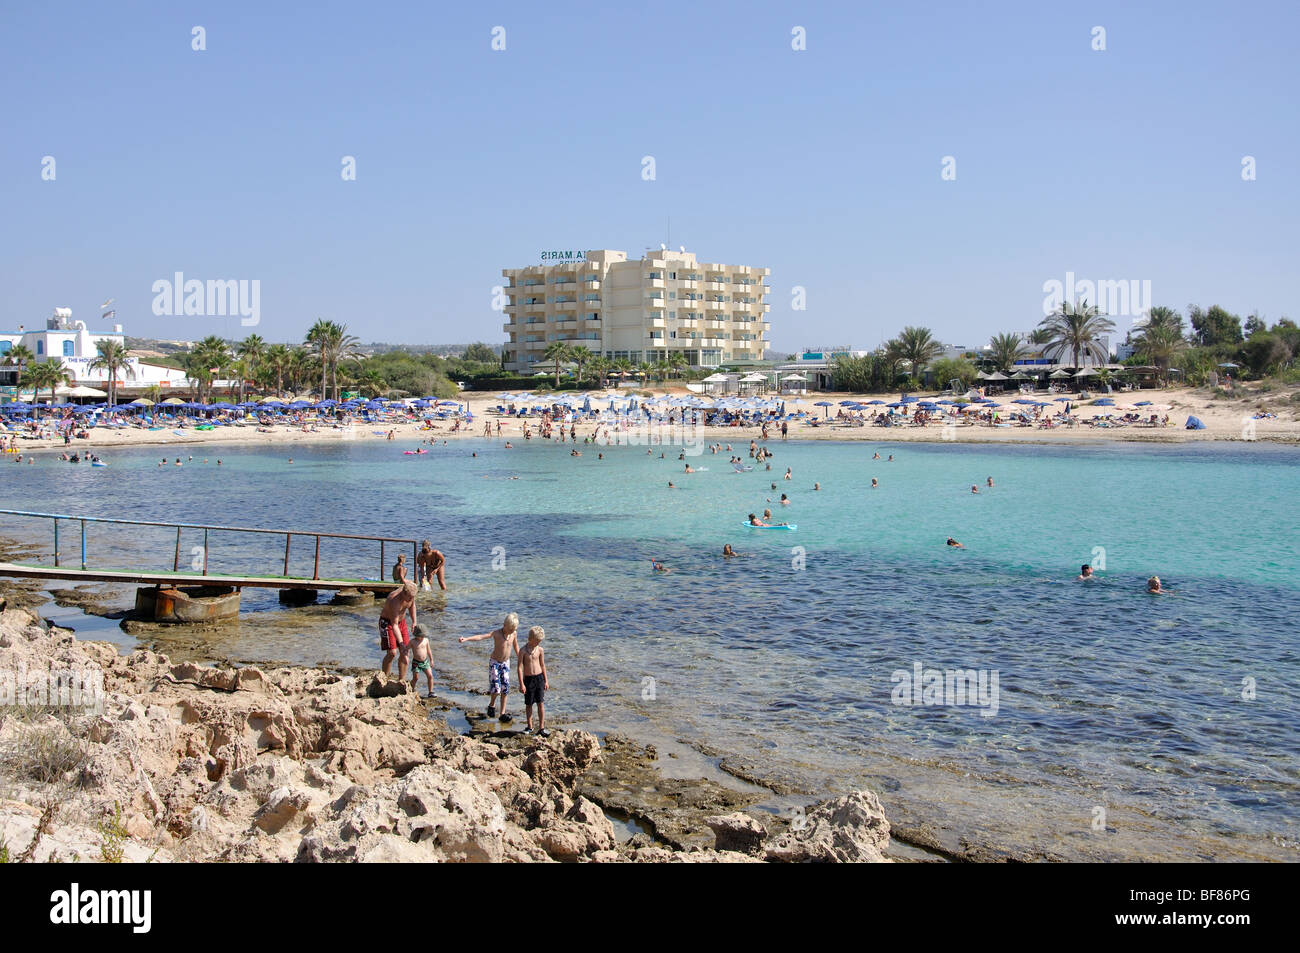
[[0, 341, 10, 354], [63, 340, 74, 356], [37, 341, 44, 355], [668, 292, 676, 299]]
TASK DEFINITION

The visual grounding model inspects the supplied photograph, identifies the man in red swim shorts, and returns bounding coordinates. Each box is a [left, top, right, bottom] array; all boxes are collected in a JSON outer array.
[[378, 581, 418, 680]]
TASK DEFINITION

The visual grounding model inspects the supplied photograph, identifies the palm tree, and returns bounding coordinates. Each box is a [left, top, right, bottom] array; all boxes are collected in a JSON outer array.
[[87, 339, 135, 407], [1038, 300, 1116, 369], [636, 361, 654, 385], [263, 343, 291, 396], [306, 320, 362, 399], [237, 334, 266, 398], [23, 359, 73, 406], [1028, 327, 1055, 347], [187, 336, 231, 403], [142, 384, 163, 405], [612, 358, 633, 385], [894, 326, 943, 387], [568, 345, 594, 385], [668, 352, 688, 380], [589, 356, 610, 388], [1133, 306, 1186, 385], [543, 341, 572, 387], [3, 344, 34, 390], [987, 333, 1028, 373]]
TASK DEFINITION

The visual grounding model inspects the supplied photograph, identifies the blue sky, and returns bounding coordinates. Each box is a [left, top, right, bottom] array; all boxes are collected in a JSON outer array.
[[2, 1, 1296, 352]]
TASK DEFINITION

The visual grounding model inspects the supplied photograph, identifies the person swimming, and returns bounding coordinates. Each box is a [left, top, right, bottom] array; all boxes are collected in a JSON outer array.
[[779, 494, 790, 505], [871, 478, 878, 488], [971, 485, 979, 493], [1078, 565, 1094, 580], [1147, 575, 1165, 593], [946, 537, 964, 548], [723, 544, 737, 557]]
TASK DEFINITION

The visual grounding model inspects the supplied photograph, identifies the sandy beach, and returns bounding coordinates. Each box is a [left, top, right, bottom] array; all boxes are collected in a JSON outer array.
[[7, 385, 1298, 456]]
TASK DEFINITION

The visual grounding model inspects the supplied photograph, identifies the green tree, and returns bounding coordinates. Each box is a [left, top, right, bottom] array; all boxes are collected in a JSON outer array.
[[462, 342, 498, 363], [894, 326, 943, 385], [568, 345, 595, 384], [543, 341, 572, 387], [237, 334, 266, 398], [22, 359, 73, 405], [1133, 306, 1186, 384], [987, 333, 1027, 373], [1038, 300, 1116, 368], [1188, 305, 1244, 347], [3, 344, 35, 389], [87, 339, 135, 407], [929, 356, 979, 391]]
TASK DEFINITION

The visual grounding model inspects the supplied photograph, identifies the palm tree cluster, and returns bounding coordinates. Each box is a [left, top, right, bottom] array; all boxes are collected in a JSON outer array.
[[535, 342, 689, 388]]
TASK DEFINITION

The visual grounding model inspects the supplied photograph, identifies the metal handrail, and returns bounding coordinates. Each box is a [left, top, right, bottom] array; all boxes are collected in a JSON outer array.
[[0, 508, 418, 581]]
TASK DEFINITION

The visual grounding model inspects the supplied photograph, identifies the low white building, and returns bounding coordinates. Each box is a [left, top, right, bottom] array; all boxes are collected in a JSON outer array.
[[2, 309, 191, 398]]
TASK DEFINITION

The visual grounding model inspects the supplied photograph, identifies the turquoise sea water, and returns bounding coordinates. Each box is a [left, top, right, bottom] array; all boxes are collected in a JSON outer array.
[[4, 437, 1298, 860]]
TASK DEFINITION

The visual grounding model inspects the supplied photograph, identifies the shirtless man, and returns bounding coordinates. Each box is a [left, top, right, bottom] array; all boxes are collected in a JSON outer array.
[[416, 540, 446, 591], [459, 613, 521, 722], [378, 581, 418, 680]]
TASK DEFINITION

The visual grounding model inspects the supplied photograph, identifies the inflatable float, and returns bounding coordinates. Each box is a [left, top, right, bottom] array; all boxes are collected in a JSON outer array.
[[741, 522, 796, 530]]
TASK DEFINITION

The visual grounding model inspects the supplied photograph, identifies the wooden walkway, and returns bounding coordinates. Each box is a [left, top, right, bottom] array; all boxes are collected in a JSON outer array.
[[0, 562, 398, 594]]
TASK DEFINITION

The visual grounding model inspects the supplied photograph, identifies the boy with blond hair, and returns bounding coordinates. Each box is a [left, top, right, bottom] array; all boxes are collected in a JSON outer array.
[[459, 612, 521, 722], [519, 626, 550, 736]]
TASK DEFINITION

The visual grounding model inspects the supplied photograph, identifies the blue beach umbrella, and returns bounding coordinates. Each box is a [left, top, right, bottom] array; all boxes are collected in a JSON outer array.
[[865, 400, 886, 405], [1134, 400, 1153, 407]]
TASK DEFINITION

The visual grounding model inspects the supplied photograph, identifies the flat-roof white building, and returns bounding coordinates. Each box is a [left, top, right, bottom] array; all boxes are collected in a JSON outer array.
[[1, 308, 191, 398], [501, 248, 771, 374]]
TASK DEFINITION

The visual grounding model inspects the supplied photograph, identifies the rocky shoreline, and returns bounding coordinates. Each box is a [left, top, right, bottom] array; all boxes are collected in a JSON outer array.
[[0, 602, 893, 863]]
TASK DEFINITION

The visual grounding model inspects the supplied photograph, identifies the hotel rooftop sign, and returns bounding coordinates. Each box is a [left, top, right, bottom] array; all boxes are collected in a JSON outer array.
[[540, 250, 586, 263]]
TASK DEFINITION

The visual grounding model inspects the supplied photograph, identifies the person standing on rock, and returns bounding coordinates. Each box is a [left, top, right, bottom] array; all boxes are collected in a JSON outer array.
[[458, 612, 520, 723], [519, 626, 549, 737], [379, 581, 418, 681]]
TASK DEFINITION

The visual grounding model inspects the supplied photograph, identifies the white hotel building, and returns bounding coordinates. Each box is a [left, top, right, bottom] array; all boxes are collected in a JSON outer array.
[[501, 248, 771, 374], [1, 308, 191, 398]]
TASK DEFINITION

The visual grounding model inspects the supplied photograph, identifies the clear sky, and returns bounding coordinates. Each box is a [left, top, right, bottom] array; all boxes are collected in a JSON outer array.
[[2, 1, 1296, 352]]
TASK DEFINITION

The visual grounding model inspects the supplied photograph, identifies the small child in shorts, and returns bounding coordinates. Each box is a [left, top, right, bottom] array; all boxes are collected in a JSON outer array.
[[409, 624, 435, 697]]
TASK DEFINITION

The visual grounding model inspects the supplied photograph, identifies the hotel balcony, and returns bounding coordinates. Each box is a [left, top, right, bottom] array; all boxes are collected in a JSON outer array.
[[524, 340, 547, 350], [646, 277, 666, 289], [649, 318, 666, 329], [678, 319, 700, 329], [699, 337, 726, 348], [554, 319, 578, 329], [705, 281, 728, 292], [554, 299, 577, 310], [704, 319, 726, 331]]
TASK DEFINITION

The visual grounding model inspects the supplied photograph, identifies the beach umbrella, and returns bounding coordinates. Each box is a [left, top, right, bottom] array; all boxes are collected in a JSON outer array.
[[1013, 398, 1036, 405], [1134, 400, 1153, 406], [813, 400, 833, 417], [899, 395, 919, 404], [161, 397, 185, 405], [865, 400, 886, 405], [1053, 397, 1072, 403], [1093, 399, 1116, 407], [129, 398, 156, 407]]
